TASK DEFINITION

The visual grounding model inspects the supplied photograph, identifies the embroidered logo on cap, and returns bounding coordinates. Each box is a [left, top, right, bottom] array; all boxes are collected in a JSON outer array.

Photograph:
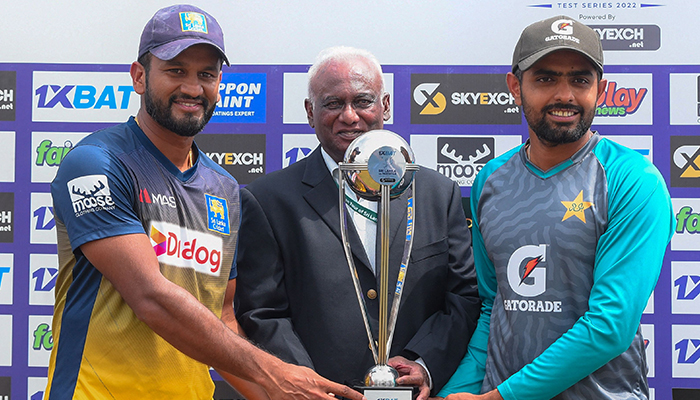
[[551, 19, 574, 35], [180, 12, 208, 34]]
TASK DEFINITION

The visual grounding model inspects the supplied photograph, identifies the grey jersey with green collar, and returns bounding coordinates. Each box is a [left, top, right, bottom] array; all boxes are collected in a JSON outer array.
[[460, 133, 673, 400]]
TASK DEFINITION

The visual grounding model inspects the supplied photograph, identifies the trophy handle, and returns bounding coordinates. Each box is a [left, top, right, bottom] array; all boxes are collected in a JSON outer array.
[[339, 172, 379, 364]]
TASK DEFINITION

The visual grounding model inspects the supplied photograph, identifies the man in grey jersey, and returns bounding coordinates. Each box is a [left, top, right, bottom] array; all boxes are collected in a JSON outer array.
[[436, 15, 673, 400]]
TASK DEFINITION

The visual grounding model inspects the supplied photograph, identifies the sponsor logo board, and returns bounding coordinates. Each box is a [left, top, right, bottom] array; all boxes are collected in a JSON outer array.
[[672, 198, 700, 250], [594, 74, 651, 125], [0, 71, 16, 121], [411, 74, 520, 125], [670, 74, 700, 125], [31, 193, 56, 244], [672, 262, 700, 315], [0, 254, 13, 305], [644, 291, 654, 314], [197, 134, 266, 184], [282, 72, 394, 124], [0, 376, 9, 399], [0, 132, 15, 183], [411, 135, 521, 187], [601, 135, 652, 161], [28, 315, 53, 367], [671, 198, 700, 251], [0, 315, 11, 367], [671, 136, 700, 188], [673, 388, 700, 400], [0, 193, 12, 243], [590, 25, 661, 51], [282, 134, 319, 168], [28, 377, 48, 400], [29, 254, 58, 306], [33, 71, 139, 122], [641, 324, 655, 377], [213, 379, 246, 400], [32, 132, 90, 183], [673, 324, 700, 378], [212, 73, 267, 123]]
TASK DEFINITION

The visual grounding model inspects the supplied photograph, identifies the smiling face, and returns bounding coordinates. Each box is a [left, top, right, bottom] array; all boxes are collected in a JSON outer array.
[[142, 44, 222, 137], [509, 50, 606, 147], [304, 57, 390, 163]]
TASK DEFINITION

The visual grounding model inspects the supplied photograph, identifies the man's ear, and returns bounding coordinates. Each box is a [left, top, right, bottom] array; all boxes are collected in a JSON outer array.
[[596, 78, 608, 103], [130, 62, 146, 95], [382, 93, 391, 121], [505, 72, 522, 106], [304, 98, 314, 128]]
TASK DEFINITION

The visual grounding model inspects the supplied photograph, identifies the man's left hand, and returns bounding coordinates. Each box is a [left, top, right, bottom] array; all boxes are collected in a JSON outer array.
[[388, 355, 430, 400]]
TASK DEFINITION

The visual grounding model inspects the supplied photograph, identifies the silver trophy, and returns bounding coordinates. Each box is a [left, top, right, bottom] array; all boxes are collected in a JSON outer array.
[[338, 130, 418, 400]]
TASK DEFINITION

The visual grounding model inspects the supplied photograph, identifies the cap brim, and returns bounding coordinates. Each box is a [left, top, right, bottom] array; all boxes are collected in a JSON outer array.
[[516, 46, 602, 75], [149, 38, 230, 66]]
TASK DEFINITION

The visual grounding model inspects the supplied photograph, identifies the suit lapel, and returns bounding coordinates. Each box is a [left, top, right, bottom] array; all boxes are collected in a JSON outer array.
[[302, 148, 373, 271]]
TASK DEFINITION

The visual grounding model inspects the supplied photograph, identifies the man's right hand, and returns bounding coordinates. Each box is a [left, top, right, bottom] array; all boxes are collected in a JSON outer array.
[[262, 363, 365, 400]]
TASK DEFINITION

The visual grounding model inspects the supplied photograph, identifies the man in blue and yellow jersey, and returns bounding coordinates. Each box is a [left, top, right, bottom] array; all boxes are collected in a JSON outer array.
[[437, 15, 673, 400], [46, 5, 364, 400]]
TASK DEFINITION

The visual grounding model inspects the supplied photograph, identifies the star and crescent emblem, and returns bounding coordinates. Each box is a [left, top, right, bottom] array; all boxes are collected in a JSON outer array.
[[561, 190, 594, 223]]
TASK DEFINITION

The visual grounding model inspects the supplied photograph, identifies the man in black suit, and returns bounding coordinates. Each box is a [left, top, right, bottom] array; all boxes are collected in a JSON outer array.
[[235, 46, 481, 399]]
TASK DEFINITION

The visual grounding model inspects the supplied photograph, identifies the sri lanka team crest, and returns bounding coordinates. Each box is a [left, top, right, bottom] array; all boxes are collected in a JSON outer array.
[[180, 12, 207, 34], [205, 194, 230, 235]]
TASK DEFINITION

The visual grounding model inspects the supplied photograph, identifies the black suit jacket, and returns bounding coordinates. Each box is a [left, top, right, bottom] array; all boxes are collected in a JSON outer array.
[[235, 147, 480, 393]]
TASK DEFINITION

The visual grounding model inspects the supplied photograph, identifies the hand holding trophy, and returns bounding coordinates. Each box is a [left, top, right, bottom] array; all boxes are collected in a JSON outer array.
[[338, 129, 419, 400]]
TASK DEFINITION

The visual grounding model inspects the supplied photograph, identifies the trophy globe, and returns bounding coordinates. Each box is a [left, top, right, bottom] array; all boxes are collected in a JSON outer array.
[[342, 130, 416, 201]]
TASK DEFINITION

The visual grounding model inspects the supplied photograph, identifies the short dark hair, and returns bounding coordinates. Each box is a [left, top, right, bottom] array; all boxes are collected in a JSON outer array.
[[138, 52, 152, 75]]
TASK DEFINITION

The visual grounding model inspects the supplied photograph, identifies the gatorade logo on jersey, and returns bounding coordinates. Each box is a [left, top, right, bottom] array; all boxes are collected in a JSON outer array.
[[67, 174, 115, 217], [149, 221, 222, 276], [205, 194, 230, 235], [561, 190, 594, 223], [504, 244, 562, 313], [413, 83, 446, 115]]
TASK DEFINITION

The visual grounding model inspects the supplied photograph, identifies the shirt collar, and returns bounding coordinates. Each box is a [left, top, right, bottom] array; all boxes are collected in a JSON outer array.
[[320, 147, 340, 181]]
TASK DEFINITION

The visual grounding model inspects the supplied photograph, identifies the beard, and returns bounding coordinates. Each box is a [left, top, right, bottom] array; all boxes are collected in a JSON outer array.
[[143, 81, 216, 137], [522, 94, 595, 146]]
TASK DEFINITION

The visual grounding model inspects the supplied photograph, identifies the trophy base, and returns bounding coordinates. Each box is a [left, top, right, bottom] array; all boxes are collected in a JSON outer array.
[[355, 386, 415, 400]]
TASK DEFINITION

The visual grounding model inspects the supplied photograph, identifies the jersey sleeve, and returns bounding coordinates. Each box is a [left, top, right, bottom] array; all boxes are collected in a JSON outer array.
[[50, 143, 145, 251], [497, 150, 674, 400]]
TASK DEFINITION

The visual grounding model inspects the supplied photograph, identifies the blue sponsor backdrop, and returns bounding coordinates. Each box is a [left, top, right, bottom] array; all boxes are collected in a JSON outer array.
[[1, 4, 699, 400]]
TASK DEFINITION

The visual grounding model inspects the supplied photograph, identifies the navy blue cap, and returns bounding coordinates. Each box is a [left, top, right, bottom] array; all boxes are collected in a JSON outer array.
[[139, 4, 229, 66]]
